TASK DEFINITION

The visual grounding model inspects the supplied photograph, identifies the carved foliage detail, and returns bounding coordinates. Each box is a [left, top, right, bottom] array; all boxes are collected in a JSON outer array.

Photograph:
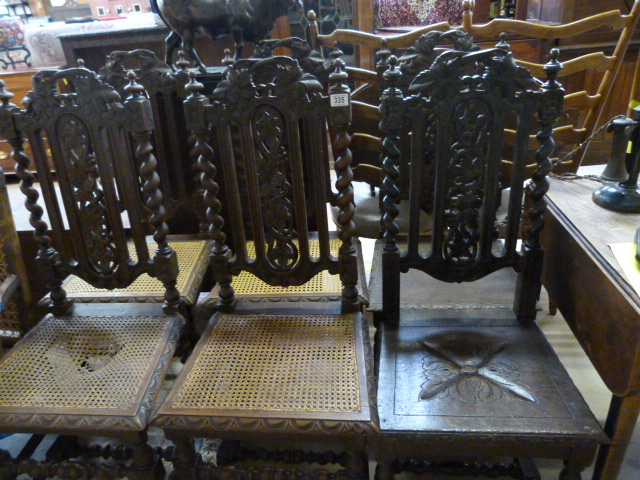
[[443, 99, 491, 265], [253, 105, 299, 272], [56, 113, 117, 275], [420, 336, 535, 404]]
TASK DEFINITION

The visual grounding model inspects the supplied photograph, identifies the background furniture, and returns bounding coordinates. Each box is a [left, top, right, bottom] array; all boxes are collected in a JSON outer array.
[[0, 164, 30, 345], [542, 171, 640, 480]]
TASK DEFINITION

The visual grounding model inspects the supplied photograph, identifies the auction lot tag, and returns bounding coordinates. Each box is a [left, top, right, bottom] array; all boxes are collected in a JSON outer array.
[[330, 93, 350, 107]]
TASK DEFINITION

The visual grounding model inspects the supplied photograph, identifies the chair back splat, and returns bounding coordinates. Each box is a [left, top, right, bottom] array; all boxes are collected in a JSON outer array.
[[9, 68, 180, 313], [379, 34, 564, 325], [187, 55, 361, 313]]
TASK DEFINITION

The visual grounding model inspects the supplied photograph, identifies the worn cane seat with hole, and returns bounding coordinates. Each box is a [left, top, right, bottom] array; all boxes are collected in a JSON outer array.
[[203, 238, 368, 308], [0, 303, 183, 433], [39, 240, 212, 307], [153, 312, 377, 436]]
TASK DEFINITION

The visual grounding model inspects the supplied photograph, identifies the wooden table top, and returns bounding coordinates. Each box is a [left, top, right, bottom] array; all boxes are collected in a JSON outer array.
[[543, 168, 640, 396], [546, 175, 640, 306]]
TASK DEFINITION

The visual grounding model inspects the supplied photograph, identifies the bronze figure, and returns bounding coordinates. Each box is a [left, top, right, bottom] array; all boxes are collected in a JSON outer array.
[[151, 0, 301, 71]]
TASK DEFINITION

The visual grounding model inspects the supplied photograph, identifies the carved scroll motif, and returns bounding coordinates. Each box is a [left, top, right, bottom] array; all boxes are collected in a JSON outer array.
[[443, 99, 490, 265], [56, 113, 117, 275], [252, 105, 299, 272]]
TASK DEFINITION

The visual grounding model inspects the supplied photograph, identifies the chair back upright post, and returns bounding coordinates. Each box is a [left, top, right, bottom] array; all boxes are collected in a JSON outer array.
[[379, 32, 564, 326], [186, 54, 360, 313], [1, 68, 180, 314]]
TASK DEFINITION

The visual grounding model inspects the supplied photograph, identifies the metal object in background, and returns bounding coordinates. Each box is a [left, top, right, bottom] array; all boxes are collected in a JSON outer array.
[[593, 106, 640, 212]]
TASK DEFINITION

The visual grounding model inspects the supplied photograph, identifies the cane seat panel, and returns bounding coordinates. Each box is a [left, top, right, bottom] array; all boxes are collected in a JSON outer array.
[[54, 240, 211, 306], [153, 312, 377, 435], [0, 306, 182, 432]]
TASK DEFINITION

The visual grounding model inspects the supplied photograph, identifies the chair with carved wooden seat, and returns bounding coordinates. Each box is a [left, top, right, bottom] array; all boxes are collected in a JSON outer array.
[[34, 52, 213, 317], [151, 55, 377, 478], [371, 42, 606, 480], [0, 165, 31, 346], [0, 70, 186, 479]]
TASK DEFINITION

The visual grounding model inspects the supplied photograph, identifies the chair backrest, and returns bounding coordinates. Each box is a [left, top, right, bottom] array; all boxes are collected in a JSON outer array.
[[97, 49, 207, 234], [0, 162, 31, 344], [463, 0, 640, 173], [0, 67, 181, 313], [185, 54, 361, 312], [379, 33, 564, 324]]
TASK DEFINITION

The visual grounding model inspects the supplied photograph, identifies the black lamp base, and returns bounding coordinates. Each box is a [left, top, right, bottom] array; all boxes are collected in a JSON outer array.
[[592, 183, 640, 213]]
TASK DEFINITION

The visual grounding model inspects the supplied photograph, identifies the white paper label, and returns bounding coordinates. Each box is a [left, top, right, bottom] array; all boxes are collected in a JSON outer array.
[[330, 93, 350, 107]]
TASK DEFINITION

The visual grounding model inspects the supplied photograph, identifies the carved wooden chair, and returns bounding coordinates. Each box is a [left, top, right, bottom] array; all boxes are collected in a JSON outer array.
[[0, 69, 185, 479], [152, 55, 377, 478], [0, 164, 31, 346], [197, 48, 368, 310], [34, 57, 213, 317], [371, 43, 606, 480]]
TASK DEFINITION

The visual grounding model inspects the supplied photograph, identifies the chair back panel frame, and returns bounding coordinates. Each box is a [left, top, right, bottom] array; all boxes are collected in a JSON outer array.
[[185, 55, 360, 312], [0, 68, 180, 312], [98, 50, 204, 229], [379, 38, 565, 324]]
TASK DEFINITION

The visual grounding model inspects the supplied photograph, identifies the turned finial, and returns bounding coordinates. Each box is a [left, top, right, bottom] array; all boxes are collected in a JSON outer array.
[[185, 70, 204, 98], [176, 50, 190, 71], [544, 48, 562, 81], [307, 10, 316, 22], [124, 70, 145, 99], [222, 48, 234, 67], [497, 32, 510, 51], [77, 58, 85, 69], [383, 55, 401, 88], [0, 79, 15, 107]]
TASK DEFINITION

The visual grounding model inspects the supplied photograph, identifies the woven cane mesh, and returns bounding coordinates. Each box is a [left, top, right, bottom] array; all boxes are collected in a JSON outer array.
[[234, 239, 342, 295], [63, 241, 206, 298], [0, 315, 170, 409], [173, 314, 361, 413]]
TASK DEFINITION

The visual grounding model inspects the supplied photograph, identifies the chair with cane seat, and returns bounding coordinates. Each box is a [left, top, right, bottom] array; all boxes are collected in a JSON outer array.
[[152, 55, 377, 478], [0, 69, 186, 479]]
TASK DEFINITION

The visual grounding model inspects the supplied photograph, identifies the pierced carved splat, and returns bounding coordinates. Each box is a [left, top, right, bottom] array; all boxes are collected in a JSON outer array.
[[252, 104, 299, 272], [56, 113, 117, 276], [443, 99, 491, 265]]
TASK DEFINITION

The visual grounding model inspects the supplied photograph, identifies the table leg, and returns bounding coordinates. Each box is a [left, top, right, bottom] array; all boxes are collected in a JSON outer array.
[[592, 394, 640, 480]]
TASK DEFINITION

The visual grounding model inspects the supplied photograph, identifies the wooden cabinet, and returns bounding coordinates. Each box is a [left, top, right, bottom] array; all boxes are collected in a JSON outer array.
[[0, 68, 50, 175]]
